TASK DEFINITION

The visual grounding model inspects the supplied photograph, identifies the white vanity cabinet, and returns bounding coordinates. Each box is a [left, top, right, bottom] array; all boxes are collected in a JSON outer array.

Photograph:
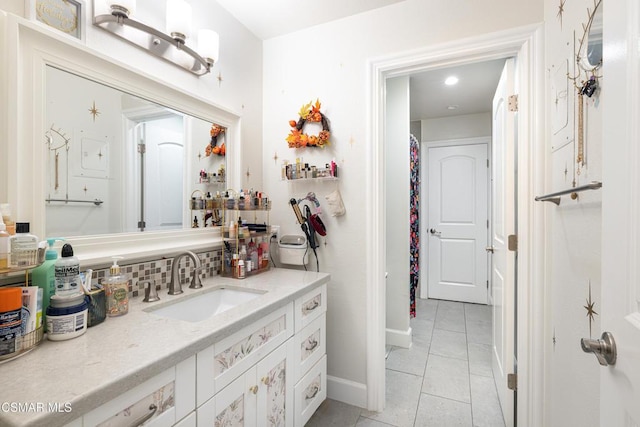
[[82, 355, 196, 427], [196, 283, 328, 427]]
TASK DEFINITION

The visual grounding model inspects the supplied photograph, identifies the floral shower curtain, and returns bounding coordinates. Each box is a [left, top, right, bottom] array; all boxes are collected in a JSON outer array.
[[410, 134, 420, 318]]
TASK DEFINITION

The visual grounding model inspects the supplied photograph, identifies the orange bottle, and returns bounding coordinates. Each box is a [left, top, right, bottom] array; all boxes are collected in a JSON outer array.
[[0, 287, 22, 356]]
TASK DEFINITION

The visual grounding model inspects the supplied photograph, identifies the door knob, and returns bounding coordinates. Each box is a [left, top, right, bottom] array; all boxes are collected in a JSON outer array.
[[581, 331, 617, 366], [429, 228, 441, 237], [486, 246, 495, 253]]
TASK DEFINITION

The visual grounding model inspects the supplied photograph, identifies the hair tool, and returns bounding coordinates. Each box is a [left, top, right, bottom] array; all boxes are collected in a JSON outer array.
[[289, 198, 320, 271], [289, 198, 315, 246]]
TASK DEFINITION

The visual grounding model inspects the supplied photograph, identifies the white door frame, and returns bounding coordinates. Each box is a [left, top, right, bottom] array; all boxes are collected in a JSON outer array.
[[366, 24, 546, 426]]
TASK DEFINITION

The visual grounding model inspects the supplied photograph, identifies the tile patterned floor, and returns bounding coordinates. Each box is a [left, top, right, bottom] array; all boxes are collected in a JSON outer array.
[[306, 298, 506, 427]]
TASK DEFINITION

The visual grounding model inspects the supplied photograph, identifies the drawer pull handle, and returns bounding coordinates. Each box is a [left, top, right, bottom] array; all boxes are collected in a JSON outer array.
[[249, 385, 259, 394], [130, 404, 158, 427], [304, 339, 318, 352], [304, 300, 319, 312], [305, 385, 319, 400], [261, 376, 271, 385]]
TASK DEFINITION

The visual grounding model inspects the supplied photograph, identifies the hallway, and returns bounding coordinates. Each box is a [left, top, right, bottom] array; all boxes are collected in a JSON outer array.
[[307, 298, 506, 426]]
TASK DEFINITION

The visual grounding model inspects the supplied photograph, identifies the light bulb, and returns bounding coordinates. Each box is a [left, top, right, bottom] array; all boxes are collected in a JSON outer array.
[[198, 29, 219, 65], [166, 0, 192, 43]]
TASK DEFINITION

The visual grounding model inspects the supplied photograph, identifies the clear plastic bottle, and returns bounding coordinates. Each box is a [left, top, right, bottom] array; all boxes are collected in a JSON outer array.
[[104, 257, 129, 317], [0, 217, 9, 270], [54, 243, 83, 297], [8, 222, 38, 268]]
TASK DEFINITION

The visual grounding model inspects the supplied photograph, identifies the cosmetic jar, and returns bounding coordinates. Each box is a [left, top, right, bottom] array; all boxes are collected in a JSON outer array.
[[46, 293, 88, 341]]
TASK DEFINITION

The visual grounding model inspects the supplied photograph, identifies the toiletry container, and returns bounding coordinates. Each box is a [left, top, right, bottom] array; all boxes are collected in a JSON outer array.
[[31, 238, 65, 327], [0, 288, 22, 356], [0, 217, 9, 269], [104, 257, 129, 317], [0, 203, 16, 235], [46, 293, 88, 341], [8, 222, 38, 268], [278, 234, 309, 265], [54, 243, 83, 297]]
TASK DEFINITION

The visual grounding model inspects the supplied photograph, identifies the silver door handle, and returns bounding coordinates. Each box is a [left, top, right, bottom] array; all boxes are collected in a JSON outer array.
[[581, 331, 617, 366], [486, 246, 495, 253], [429, 228, 441, 237]]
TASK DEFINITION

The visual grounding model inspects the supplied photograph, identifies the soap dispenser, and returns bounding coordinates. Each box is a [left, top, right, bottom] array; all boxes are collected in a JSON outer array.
[[104, 256, 129, 317]]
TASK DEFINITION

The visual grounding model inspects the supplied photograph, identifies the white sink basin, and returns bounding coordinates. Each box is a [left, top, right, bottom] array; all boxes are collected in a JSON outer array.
[[146, 287, 266, 323]]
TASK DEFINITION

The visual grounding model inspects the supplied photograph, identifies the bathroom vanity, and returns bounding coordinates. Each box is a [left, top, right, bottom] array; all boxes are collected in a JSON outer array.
[[0, 268, 329, 427]]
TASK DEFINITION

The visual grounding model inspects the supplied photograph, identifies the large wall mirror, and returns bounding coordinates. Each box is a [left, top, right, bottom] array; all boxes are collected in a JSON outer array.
[[3, 15, 239, 262], [45, 66, 227, 237]]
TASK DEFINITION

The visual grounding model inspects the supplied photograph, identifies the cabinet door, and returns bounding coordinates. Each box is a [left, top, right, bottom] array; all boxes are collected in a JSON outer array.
[[255, 339, 295, 427], [197, 303, 294, 406], [84, 356, 196, 427], [198, 366, 257, 427]]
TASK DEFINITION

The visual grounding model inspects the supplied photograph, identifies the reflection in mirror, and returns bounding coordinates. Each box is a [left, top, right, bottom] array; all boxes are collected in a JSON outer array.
[[44, 66, 226, 237], [585, 0, 602, 69], [576, 0, 603, 72]]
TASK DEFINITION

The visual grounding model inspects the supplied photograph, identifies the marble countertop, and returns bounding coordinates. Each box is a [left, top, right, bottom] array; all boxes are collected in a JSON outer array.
[[0, 268, 330, 427]]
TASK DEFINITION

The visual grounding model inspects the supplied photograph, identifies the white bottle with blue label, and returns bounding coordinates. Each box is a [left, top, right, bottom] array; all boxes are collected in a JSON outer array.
[[54, 244, 83, 297]]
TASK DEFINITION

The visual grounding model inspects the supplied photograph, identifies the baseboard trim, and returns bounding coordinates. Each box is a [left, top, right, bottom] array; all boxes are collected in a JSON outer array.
[[327, 375, 367, 409], [385, 326, 412, 348]]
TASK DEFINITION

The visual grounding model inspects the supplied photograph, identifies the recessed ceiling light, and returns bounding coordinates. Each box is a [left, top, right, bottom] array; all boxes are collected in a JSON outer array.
[[445, 76, 459, 86], [447, 105, 459, 110]]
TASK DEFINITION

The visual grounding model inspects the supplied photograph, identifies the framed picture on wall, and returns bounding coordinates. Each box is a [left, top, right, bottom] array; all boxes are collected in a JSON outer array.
[[26, 0, 85, 41]]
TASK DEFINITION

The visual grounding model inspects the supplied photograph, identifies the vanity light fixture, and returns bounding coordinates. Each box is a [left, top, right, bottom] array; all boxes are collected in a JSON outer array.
[[93, 0, 219, 76]]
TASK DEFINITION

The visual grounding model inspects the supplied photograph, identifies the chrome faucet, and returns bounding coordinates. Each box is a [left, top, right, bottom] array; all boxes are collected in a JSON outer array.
[[168, 251, 203, 295]]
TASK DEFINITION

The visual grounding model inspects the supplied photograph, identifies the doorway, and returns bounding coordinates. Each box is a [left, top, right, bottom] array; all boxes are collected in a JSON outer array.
[[367, 25, 545, 427]]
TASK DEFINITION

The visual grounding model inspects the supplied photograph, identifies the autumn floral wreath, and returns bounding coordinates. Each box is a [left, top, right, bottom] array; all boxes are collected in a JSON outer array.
[[205, 124, 225, 156], [286, 99, 330, 148]]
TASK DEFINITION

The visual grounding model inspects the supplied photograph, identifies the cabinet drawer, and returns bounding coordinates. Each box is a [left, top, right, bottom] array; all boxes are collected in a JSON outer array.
[[196, 303, 294, 406], [294, 355, 327, 427], [294, 284, 327, 333], [293, 313, 326, 383], [83, 355, 195, 427]]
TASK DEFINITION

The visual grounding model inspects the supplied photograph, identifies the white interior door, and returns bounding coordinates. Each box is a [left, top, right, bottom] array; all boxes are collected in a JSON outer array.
[[143, 116, 184, 230], [427, 143, 489, 304], [599, 1, 640, 424], [491, 58, 516, 427]]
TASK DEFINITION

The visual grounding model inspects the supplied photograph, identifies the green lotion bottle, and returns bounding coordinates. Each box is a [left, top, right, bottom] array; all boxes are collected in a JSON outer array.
[[31, 238, 64, 330]]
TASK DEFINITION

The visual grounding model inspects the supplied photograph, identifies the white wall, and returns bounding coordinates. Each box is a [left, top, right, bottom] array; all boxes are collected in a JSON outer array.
[[385, 76, 411, 347], [543, 0, 602, 425], [2, 0, 263, 194], [262, 0, 543, 406], [421, 112, 491, 142]]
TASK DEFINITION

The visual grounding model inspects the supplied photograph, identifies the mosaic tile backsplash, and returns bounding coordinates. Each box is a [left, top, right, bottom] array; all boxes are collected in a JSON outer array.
[[0, 249, 223, 298], [87, 250, 223, 298]]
